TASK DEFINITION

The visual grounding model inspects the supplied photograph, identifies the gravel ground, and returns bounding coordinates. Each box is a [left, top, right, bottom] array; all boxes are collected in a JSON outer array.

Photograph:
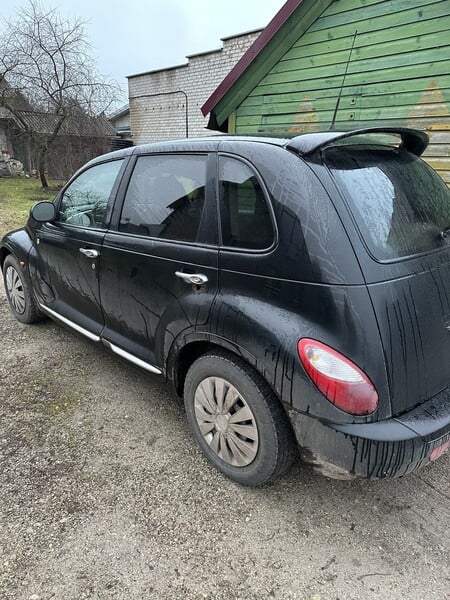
[[0, 278, 449, 600]]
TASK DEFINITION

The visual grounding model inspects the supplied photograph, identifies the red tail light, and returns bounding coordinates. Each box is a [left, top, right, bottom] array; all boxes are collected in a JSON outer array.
[[298, 339, 378, 416]]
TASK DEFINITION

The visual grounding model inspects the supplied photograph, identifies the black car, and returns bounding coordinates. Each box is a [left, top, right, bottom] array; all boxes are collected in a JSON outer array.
[[2, 127, 450, 486]]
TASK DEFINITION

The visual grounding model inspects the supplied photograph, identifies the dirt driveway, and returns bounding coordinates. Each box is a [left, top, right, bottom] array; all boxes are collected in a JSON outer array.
[[0, 278, 449, 600]]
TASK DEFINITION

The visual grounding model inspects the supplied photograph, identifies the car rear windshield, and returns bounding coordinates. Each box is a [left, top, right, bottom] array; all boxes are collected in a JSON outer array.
[[324, 144, 450, 261]]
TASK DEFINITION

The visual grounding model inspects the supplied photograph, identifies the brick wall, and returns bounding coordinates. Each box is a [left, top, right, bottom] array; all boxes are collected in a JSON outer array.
[[128, 30, 261, 145]]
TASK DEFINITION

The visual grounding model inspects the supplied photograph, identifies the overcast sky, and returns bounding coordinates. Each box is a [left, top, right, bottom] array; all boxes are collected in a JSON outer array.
[[1, 0, 286, 100]]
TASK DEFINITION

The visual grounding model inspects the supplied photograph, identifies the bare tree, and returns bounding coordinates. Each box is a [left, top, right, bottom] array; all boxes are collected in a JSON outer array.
[[0, 1, 118, 187]]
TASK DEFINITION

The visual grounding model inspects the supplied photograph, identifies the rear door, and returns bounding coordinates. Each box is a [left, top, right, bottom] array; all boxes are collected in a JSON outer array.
[[99, 152, 219, 369], [35, 159, 125, 336]]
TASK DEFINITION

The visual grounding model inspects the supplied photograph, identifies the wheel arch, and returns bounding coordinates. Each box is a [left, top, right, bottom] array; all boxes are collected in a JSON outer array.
[[0, 246, 11, 271], [1, 230, 34, 271], [168, 334, 259, 398]]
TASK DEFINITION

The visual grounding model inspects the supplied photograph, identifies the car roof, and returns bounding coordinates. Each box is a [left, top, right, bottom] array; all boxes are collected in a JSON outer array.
[[84, 135, 291, 169], [87, 127, 428, 169]]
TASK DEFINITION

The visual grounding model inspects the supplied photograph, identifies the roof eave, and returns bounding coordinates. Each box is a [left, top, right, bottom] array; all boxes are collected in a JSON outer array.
[[201, 0, 304, 118]]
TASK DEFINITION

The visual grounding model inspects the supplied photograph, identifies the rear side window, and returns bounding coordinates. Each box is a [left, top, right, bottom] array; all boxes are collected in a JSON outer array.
[[325, 145, 450, 260], [120, 155, 208, 243], [219, 156, 274, 250]]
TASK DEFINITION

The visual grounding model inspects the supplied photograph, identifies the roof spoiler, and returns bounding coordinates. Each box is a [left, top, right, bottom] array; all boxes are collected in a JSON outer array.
[[286, 127, 429, 157]]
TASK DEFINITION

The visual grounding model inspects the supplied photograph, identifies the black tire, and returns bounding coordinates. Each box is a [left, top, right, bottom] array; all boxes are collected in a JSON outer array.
[[3, 254, 46, 324], [184, 351, 297, 486]]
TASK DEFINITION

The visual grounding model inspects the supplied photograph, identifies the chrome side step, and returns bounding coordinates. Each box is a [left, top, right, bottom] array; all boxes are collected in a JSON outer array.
[[102, 340, 162, 375], [40, 304, 162, 376], [39, 304, 101, 342]]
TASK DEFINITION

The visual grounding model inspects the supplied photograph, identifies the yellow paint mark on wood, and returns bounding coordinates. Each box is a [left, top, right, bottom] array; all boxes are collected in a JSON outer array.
[[427, 123, 450, 130], [425, 158, 450, 170], [406, 80, 450, 185], [415, 90, 450, 105], [228, 112, 237, 134], [406, 80, 450, 128], [288, 97, 319, 133]]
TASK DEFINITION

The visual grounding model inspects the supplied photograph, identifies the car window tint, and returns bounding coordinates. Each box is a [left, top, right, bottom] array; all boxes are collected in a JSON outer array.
[[219, 157, 274, 250], [325, 146, 450, 260], [120, 155, 208, 243], [58, 160, 123, 228]]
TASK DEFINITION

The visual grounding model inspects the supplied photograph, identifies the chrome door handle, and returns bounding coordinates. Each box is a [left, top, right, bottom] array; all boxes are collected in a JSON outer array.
[[175, 271, 208, 286], [79, 248, 99, 259]]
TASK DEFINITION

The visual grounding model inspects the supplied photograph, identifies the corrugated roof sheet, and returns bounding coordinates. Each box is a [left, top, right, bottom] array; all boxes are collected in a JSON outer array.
[[13, 110, 116, 137]]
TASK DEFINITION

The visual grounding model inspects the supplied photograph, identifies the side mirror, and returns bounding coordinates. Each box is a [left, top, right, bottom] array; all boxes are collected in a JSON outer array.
[[30, 201, 56, 223]]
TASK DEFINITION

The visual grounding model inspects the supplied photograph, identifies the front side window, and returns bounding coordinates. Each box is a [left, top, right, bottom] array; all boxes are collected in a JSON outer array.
[[120, 154, 208, 243], [58, 160, 123, 228], [219, 156, 274, 250], [325, 145, 450, 260]]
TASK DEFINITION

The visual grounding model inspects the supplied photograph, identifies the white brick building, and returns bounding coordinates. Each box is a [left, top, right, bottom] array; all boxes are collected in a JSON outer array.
[[128, 30, 262, 145]]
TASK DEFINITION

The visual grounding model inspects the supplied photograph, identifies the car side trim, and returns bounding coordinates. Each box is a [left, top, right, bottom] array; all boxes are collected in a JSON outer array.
[[102, 340, 162, 375], [39, 304, 101, 342], [39, 303, 163, 374]]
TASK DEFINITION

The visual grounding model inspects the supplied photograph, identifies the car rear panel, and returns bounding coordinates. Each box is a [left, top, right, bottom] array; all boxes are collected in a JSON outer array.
[[322, 142, 450, 416], [368, 257, 450, 415]]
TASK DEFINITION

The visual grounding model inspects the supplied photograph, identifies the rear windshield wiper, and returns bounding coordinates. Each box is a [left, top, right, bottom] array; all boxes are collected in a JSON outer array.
[[440, 226, 450, 240]]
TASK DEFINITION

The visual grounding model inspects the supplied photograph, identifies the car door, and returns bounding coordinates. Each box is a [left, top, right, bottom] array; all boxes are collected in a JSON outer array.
[[35, 158, 126, 336], [99, 152, 219, 370]]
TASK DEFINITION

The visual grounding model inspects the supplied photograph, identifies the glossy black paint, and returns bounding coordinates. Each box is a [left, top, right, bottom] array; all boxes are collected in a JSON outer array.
[[1, 128, 449, 480], [287, 126, 430, 157], [99, 234, 219, 367], [308, 160, 450, 417], [35, 222, 105, 334], [290, 384, 450, 479]]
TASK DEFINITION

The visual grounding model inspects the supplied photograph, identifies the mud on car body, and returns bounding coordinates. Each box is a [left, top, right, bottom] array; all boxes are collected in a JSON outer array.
[[2, 127, 450, 486]]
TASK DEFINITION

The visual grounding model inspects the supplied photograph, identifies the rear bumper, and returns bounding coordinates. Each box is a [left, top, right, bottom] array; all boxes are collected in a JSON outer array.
[[289, 386, 450, 479]]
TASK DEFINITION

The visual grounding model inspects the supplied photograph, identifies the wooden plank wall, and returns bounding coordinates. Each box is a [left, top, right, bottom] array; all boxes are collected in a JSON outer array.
[[235, 0, 450, 183]]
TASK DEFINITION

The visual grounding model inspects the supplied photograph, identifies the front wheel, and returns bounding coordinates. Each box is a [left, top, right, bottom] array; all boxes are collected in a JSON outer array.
[[3, 255, 45, 324], [184, 351, 296, 486]]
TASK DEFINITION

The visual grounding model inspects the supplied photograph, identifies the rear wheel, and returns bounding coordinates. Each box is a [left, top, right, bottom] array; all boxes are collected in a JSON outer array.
[[3, 255, 45, 324], [184, 351, 296, 486]]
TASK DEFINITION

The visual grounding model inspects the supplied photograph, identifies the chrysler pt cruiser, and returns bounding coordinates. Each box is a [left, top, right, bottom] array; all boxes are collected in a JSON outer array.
[[2, 127, 450, 486]]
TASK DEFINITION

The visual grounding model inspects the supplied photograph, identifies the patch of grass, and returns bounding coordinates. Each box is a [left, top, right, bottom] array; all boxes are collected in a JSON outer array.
[[47, 397, 80, 417], [0, 177, 64, 238], [2, 365, 84, 450], [10, 369, 82, 418]]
